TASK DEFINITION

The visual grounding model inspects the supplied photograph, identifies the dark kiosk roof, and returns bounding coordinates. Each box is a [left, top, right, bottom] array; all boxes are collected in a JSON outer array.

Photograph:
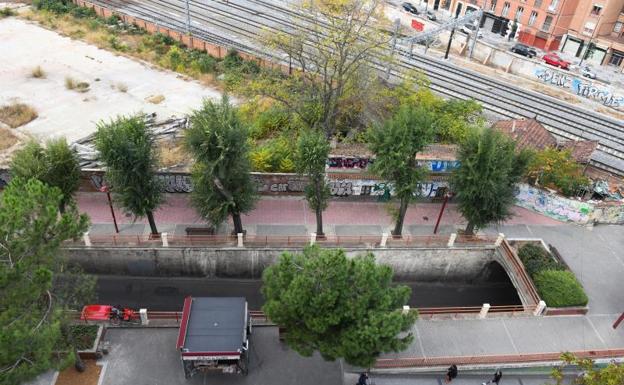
[[180, 297, 246, 354]]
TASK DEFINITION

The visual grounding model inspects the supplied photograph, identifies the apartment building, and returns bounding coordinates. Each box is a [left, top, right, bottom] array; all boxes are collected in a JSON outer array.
[[560, 0, 624, 68], [445, 0, 578, 51]]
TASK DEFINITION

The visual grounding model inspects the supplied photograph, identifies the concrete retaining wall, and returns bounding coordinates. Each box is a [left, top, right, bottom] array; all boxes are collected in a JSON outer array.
[[65, 247, 499, 283]]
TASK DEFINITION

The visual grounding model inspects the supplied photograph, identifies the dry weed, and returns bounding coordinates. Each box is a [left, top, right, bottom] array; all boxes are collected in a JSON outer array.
[[31, 65, 46, 78], [145, 94, 165, 104], [65, 76, 77, 89], [0, 103, 38, 128], [159, 140, 187, 168], [116, 82, 128, 92], [0, 127, 19, 151]]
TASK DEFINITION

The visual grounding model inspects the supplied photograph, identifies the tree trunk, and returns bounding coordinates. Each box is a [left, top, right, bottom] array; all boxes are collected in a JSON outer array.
[[392, 196, 409, 237], [232, 212, 244, 235], [315, 207, 324, 238], [146, 211, 158, 235], [59, 201, 66, 214], [465, 221, 476, 235]]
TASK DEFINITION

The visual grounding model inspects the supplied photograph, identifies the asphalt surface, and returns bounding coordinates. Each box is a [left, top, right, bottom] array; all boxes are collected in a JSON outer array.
[[351, 372, 577, 385], [95, 275, 521, 311]]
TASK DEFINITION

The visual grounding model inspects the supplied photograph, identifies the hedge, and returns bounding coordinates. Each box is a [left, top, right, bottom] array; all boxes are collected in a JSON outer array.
[[533, 270, 589, 308], [518, 243, 563, 277]]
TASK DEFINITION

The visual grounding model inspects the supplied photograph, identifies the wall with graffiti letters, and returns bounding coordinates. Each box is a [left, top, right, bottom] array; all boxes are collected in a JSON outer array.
[[534, 68, 624, 109], [514, 183, 624, 225], [326, 156, 459, 173]]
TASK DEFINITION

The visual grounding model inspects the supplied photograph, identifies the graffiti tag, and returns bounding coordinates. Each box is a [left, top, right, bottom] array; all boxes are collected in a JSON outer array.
[[535, 68, 624, 108]]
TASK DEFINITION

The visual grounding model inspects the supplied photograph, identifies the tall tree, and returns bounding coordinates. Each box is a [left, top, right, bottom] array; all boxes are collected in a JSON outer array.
[[253, 0, 391, 137], [368, 105, 435, 237], [95, 115, 163, 235], [0, 178, 91, 385], [262, 246, 416, 368], [451, 126, 530, 235], [185, 96, 257, 235], [10, 138, 81, 213], [294, 130, 330, 237]]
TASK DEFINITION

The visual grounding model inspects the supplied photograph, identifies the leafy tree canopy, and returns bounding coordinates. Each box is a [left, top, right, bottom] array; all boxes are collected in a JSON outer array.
[[526, 148, 589, 197], [550, 353, 624, 385], [0, 178, 91, 385], [262, 246, 416, 367]]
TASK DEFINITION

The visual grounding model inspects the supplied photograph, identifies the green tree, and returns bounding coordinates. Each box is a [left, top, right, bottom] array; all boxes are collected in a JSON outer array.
[[0, 178, 91, 385], [526, 148, 589, 197], [451, 127, 530, 235], [95, 115, 163, 235], [185, 96, 257, 234], [295, 130, 331, 237], [10, 138, 81, 213], [550, 353, 624, 385], [262, 246, 416, 367], [368, 105, 435, 237]]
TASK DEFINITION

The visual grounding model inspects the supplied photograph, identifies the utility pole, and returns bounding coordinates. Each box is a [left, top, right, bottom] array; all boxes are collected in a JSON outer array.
[[579, 14, 602, 67], [468, 2, 486, 59], [185, 0, 191, 35], [444, 7, 461, 59], [386, 18, 401, 79]]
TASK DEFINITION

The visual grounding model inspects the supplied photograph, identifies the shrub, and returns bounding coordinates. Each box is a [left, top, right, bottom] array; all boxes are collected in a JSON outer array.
[[34, 0, 73, 13], [0, 103, 38, 128], [192, 54, 217, 74], [221, 49, 243, 71], [108, 35, 127, 51], [65, 76, 77, 89], [534, 270, 588, 307], [526, 148, 590, 197], [250, 136, 295, 173], [250, 107, 292, 139], [70, 5, 96, 18], [0, 7, 15, 17], [31, 66, 46, 79], [162, 45, 185, 70], [518, 243, 563, 277]]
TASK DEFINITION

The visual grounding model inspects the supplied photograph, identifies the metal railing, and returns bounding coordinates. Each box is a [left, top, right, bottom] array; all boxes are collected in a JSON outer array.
[[374, 349, 624, 368], [500, 240, 541, 305]]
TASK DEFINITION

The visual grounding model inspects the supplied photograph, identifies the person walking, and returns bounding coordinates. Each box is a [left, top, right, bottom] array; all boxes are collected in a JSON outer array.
[[483, 369, 503, 385], [445, 364, 458, 383], [356, 372, 369, 385]]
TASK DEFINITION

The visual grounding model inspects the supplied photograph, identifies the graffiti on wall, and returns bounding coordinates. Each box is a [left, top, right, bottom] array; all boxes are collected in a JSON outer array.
[[253, 174, 307, 194], [327, 157, 459, 173], [89, 173, 194, 193], [419, 160, 460, 173], [328, 179, 448, 198], [534, 68, 624, 108], [515, 183, 592, 224]]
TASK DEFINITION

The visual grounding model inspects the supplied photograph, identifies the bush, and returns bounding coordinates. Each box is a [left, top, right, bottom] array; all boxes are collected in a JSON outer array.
[[534, 270, 588, 307], [518, 243, 563, 277], [250, 136, 295, 173], [250, 107, 292, 139], [221, 49, 243, 71], [526, 148, 590, 197], [0, 7, 16, 17], [34, 0, 74, 13], [192, 53, 217, 74], [70, 5, 96, 18]]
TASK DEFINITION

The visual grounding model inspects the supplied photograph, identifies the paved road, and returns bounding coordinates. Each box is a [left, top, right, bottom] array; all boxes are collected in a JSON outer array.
[[95, 275, 521, 311], [347, 372, 577, 385]]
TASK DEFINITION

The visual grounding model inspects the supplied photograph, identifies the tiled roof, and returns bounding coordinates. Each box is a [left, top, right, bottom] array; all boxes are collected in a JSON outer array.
[[560, 139, 598, 164], [493, 118, 557, 151]]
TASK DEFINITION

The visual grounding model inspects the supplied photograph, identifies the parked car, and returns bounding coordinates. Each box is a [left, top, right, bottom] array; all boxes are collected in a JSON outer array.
[[581, 66, 597, 79], [401, 2, 419, 14], [460, 23, 483, 38], [510, 43, 537, 58], [426, 11, 437, 20], [542, 53, 570, 70]]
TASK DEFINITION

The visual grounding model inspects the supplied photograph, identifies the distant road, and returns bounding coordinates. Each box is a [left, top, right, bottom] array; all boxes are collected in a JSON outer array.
[[95, 275, 520, 310]]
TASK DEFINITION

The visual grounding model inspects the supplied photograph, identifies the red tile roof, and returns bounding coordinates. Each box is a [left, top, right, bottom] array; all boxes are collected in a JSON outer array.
[[493, 118, 557, 151], [560, 140, 598, 164]]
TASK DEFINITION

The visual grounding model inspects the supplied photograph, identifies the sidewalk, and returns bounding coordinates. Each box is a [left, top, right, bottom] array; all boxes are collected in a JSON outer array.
[[77, 193, 562, 236]]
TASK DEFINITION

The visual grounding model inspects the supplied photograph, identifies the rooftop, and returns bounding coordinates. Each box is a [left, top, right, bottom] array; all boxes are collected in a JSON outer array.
[[493, 118, 557, 151]]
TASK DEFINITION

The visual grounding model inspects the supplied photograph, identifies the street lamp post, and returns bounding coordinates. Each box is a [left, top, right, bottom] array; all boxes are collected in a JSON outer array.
[[433, 191, 453, 234], [100, 185, 119, 234]]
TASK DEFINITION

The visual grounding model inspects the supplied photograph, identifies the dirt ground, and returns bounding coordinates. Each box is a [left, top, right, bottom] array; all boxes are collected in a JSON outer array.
[[0, 16, 221, 146], [55, 360, 102, 385]]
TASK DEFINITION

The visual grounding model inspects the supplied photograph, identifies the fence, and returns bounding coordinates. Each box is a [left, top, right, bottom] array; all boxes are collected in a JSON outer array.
[[374, 348, 624, 368], [71, 232, 501, 249]]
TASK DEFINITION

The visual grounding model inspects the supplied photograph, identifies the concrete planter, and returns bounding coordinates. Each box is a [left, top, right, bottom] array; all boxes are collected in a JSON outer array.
[[543, 306, 589, 316], [77, 324, 106, 359]]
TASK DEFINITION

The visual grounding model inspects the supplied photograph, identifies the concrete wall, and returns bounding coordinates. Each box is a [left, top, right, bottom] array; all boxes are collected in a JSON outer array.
[[65, 247, 499, 283]]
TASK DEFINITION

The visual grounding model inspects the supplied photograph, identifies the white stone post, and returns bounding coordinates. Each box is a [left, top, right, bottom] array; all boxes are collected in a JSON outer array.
[[479, 303, 491, 319], [83, 232, 92, 247], [402, 305, 410, 315], [495, 233, 505, 246], [139, 308, 149, 325], [447, 233, 457, 247], [162, 232, 169, 247], [533, 300, 546, 316], [237, 233, 244, 248], [310, 233, 316, 246], [380, 233, 389, 248]]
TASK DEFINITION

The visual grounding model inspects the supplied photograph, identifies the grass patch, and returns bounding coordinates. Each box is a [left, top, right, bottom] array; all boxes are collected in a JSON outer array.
[[0, 127, 19, 151], [0, 103, 38, 128], [159, 140, 186, 168], [0, 7, 16, 18], [68, 324, 99, 350], [31, 65, 46, 78], [518, 243, 588, 308], [145, 94, 165, 104], [534, 270, 589, 308], [65, 76, 90, 92]]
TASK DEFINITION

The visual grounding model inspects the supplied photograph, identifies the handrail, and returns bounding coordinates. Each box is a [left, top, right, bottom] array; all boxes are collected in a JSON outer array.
[[500, 240, 541, 305]]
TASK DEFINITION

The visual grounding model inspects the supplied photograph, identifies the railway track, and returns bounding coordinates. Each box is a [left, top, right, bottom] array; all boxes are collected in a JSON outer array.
[[92, 0, 624, 174]]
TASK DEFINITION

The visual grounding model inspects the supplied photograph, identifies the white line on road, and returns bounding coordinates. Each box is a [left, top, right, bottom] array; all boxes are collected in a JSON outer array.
[[502, 320, 519, 354], [586, 317, 608, 349]]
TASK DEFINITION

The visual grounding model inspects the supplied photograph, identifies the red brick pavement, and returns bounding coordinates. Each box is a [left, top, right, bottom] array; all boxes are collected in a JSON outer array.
[[77, 193, 562, 227]]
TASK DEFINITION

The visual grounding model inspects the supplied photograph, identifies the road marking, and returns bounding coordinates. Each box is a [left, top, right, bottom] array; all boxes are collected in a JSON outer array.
[[597, 232, 624, 267], [525, 225, 533, 236], [502, 320, 519, 354], [586, 317, 607, 348], [414, 323, 427, 358]]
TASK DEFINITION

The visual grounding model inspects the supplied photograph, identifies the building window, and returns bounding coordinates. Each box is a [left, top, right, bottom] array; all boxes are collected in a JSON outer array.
[[608, 51, 624, 66], [548, 0, 559, 11], [489, 0, 497, 12], [590, 5, 602, 15], [542, 15, 553, 31], [614, 21, 623, 33], [534, 0, 542, 6], [528, 11, 538, 25], [515, 6, 524, 21], [502, 2, 510, 16], [584, 21, 596, 35]]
